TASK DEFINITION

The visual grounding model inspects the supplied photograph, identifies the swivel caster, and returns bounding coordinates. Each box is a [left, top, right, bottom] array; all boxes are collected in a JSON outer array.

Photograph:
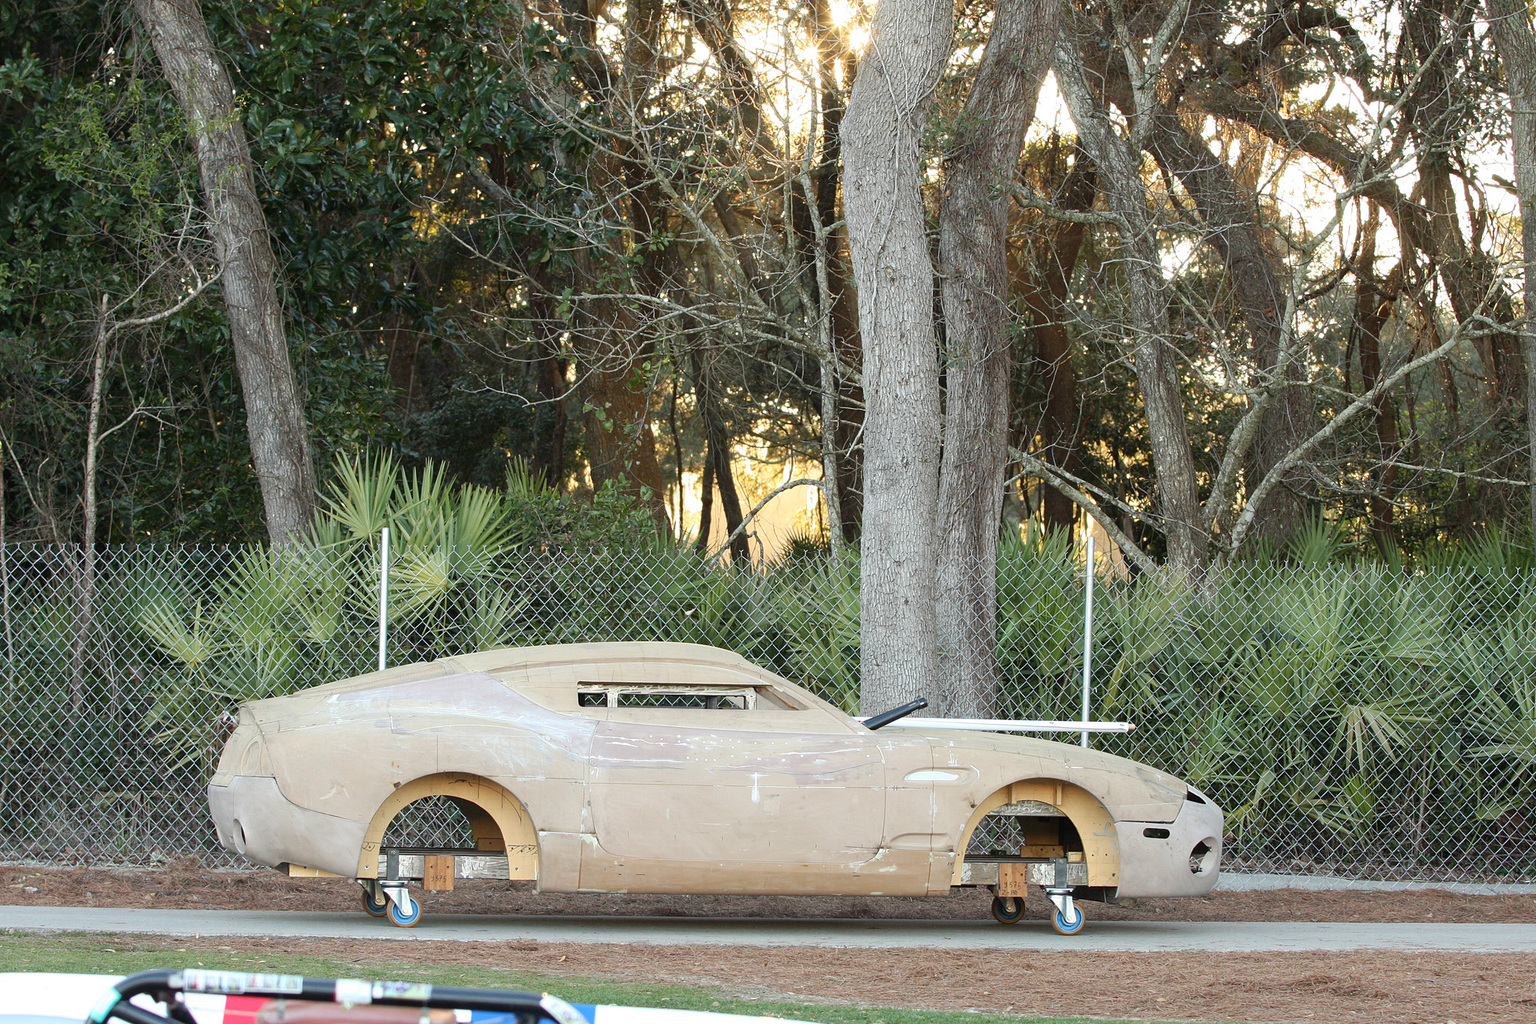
[[384, 885, 422, 928], [1046, 888, 1084, 935], [360, 880, 389, 918], [1051, 902, 1085, 934], [990, 895, 1026, 924]]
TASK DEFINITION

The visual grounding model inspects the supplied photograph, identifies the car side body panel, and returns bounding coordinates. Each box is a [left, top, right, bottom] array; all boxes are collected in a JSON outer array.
[[586, 721, 885, 863]]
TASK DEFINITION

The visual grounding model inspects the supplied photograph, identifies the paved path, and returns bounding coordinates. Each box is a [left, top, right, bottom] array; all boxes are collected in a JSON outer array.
[[3, 905, 1533, 953], [1216, 872, 1536, 895]]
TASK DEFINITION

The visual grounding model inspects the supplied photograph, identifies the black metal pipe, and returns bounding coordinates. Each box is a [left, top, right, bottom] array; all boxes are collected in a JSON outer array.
[[862, 696, 928, 729], [90, 1003, 171, 1024]]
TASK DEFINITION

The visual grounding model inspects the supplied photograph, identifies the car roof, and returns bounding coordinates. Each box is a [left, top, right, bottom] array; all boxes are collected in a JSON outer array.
[[247, 642, 854, 721]]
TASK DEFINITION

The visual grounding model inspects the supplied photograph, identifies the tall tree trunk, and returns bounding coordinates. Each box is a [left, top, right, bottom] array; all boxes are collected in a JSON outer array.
[[1016, 154, 1095, 532], [1350, 208, 1403, 549], [935, 0, 1061, 718], [133, 0, 316, 545], [527, 286, 571, 492], [533, 351, 570, 492], [1410, 0, 1522, 410], [565, 152, 669, 532], [82, 297, 110, 557], [1488, 0, 1536, 536], [1056, 35, 1207, 571], [842, 0, 952, 712], [814, 2, 865, 545], [1128, 91, 1314, 546], [704, 435, 751, 563], [71, 298, 111, 714], [679, 0, 766, 148], [1188, 77, 1523, 392], [1188, 13, 1523, 454], [691, 349, 752, 563], [831, 268, 865, 543], [0, 426, 11, 698], [518, 0, 670, 535], [383, 318, 423, 414], [694, 458, 715, 554], [576, 293, 670, 532], [583, 0, 672, 535]]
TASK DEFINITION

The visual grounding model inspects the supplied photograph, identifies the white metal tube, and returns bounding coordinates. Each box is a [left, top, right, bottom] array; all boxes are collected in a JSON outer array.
[[869, 717, 1133, 734], [1082, 533, 1095, 747], [378, 526, 390, 672]]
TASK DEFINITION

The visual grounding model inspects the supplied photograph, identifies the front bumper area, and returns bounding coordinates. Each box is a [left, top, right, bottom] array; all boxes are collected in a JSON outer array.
[[208, 775, 369, 878], [1112, 788, 1224, 898]]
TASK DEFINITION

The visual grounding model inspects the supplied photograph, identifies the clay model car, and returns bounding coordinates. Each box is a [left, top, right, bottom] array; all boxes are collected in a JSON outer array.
[[208, 642, 1222, 934]]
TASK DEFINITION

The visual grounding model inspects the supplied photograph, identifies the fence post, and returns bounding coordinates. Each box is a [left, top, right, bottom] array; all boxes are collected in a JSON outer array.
[[378, 526, 390, 672], [0, 438, 10, 695], [1081, 533, 1095, 748]]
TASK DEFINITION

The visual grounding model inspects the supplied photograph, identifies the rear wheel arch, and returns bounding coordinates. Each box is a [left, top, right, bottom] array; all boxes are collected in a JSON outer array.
[[356, 772, 539, 882], [951, 778, 1120, 888]]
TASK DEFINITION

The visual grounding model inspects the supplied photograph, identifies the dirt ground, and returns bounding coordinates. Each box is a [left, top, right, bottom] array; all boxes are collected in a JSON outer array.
[[4, 864, 1535, 1023]]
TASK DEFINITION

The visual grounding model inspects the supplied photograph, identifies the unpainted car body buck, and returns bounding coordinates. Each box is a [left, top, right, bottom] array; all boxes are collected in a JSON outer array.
[[208, 642, 1222, 932]]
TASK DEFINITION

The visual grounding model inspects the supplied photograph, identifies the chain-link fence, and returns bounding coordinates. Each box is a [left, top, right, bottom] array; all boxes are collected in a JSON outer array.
[[1, 542, 1533, 883]]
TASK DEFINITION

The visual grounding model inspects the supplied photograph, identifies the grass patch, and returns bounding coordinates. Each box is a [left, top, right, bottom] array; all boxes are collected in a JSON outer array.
[[0, 931, 1134, 1024]]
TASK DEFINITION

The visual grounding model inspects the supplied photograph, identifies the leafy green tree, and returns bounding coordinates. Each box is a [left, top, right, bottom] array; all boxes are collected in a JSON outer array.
[[0, 0, 569, 541]]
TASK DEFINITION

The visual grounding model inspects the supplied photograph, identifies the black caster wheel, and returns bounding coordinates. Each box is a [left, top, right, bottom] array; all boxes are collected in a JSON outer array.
[[991, 894, 1026, 924], [362, 885, 390, 917]]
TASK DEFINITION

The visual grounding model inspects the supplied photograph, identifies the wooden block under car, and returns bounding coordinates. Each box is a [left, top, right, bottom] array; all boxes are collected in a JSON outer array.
[[996, 861, 1029, 898], [423, 855, 455, 891], [286, 864, 343, 878]]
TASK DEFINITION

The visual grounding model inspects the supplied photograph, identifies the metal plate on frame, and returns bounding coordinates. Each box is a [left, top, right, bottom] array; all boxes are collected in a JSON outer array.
[[377, 853, 511, 880], [958, 858, 1089, 888]]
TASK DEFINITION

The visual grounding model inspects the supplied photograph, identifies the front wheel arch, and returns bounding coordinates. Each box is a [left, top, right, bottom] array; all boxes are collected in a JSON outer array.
[[950, 778, 1120, 889]]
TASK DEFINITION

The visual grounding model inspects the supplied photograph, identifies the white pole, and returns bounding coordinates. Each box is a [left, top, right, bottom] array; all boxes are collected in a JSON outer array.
[[1081, 532, 1095, 748], [378, 526, 390, 672], [866, 717, 1134, 733]]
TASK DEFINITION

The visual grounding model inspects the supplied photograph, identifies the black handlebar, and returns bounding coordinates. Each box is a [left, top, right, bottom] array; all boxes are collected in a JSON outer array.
[[862, 696, 928, 730], [86, 968, 585, 1024]]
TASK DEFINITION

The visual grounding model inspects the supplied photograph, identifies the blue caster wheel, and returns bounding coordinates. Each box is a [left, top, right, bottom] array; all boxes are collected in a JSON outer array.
[[990, 895, 1026, 924], [386, 892, 421, 928], [362, 886, 389, 917], [1051, 903, 1085, 935]]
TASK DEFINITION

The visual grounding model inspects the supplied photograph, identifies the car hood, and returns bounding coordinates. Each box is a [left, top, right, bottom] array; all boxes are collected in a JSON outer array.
[[909, 727, 1191, 823]]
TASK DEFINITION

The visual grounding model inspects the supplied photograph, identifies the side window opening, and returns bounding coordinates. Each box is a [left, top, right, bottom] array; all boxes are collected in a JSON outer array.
[[576, 684, 799, 710], [618, 691, 749, 709]]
